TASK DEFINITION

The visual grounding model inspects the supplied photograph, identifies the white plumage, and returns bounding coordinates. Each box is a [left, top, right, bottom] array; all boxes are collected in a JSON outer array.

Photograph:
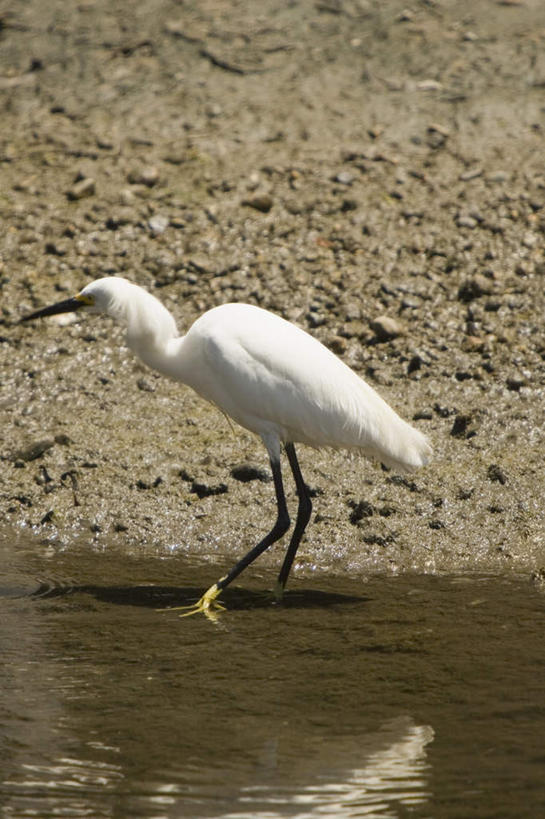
[[22, 276, 431, 616]]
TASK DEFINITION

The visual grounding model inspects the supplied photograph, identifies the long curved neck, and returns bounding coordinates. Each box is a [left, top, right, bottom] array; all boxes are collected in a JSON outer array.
[[133, 334, 190, 383], [120, 287, 181, 377]]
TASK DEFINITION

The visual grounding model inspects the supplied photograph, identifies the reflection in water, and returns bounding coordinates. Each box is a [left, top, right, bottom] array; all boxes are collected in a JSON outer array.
[[230, 717, 434, 818], [4, 719, 433, 819], [5, 758, 124, 808]]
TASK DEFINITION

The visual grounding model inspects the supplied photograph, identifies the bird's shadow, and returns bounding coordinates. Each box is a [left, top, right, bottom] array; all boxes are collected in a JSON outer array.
[[31, 581, 366, 612]]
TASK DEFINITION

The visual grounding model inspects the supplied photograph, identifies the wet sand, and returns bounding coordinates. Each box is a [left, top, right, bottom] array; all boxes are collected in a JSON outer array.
[[1, 0, 544, 579]]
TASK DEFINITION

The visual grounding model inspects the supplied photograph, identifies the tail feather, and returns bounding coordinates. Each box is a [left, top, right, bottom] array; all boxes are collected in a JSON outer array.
[[378, 421, 432, 473], [353, 388, 432, 473]]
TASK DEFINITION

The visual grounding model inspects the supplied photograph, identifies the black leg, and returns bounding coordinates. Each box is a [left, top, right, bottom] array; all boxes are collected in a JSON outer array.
[[215, 454, 291, 594], [276, 443, 312, 592]]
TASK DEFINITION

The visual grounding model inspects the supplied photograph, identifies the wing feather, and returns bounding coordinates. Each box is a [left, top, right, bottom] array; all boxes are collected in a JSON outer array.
[[185, 304, 430, 471]]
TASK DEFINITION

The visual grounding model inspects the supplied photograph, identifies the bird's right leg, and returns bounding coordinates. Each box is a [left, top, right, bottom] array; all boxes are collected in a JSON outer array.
[[274, 442, 312, 600], [171, 455, 291, 619]]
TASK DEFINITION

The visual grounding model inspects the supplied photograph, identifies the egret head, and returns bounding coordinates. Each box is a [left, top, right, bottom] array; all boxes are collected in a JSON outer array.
[[20, 277, 135, 324]]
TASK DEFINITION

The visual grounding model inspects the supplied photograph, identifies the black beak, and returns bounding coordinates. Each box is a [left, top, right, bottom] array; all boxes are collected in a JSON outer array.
[[20, 296, 86, 323]]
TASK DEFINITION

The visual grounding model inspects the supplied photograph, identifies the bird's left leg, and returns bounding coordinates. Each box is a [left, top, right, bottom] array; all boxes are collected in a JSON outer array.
[[170, 454, 291, 619], [274, 443, 312, 601]]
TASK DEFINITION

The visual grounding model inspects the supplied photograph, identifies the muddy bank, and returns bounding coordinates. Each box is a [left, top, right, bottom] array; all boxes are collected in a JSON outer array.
[[1, 0, 544, 579]]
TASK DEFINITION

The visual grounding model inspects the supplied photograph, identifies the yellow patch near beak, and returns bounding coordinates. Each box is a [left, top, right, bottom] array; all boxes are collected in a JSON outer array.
[[76, 293, 95, 306]]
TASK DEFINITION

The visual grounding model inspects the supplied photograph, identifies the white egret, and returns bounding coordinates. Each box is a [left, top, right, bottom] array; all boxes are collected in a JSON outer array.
[[21, 276, 431, 616]]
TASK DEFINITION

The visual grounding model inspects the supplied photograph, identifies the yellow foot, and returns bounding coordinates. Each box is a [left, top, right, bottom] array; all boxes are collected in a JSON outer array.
[[162, 582, 226, 622]]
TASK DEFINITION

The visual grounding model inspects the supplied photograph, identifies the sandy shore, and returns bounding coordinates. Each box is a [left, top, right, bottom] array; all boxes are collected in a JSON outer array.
[[1, 0, 544, 579]]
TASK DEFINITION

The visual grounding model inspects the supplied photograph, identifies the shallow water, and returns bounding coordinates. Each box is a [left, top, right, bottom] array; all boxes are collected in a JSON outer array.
[[1, 533, 544, 819]]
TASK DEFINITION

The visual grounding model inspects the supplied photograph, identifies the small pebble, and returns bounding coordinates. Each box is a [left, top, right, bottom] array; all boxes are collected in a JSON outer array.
[[349, 500, 374, 524], [127, 166, 160, 187], [487, 464, 508, 485], [370, 315, 403, 341], [230, 463, 271, 483], [459, 167, 483, 182], [327, 335, 348, 355], [191, 481, 228, 499], [456, 215, 478, 229], [506, 376, 526, 392], [426, 123, 450, 148], [334, 171, 355, 185], [66, 177, 95, 200], [522, 232, 538, 248], [14, 438, 55, 463], [246, 171, 261, 191], [416, 79, 443, 92], [462, 335, 485, 353], [488, 170, 509, 183], [44, 241, 67, 256], [450, 414, 474, 438], [148, 214, 169, 235], [137, 377, 156, 392], [241, 194, 273, 213], [457, 274, 494, 302], [120, 188, 137, 205]]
